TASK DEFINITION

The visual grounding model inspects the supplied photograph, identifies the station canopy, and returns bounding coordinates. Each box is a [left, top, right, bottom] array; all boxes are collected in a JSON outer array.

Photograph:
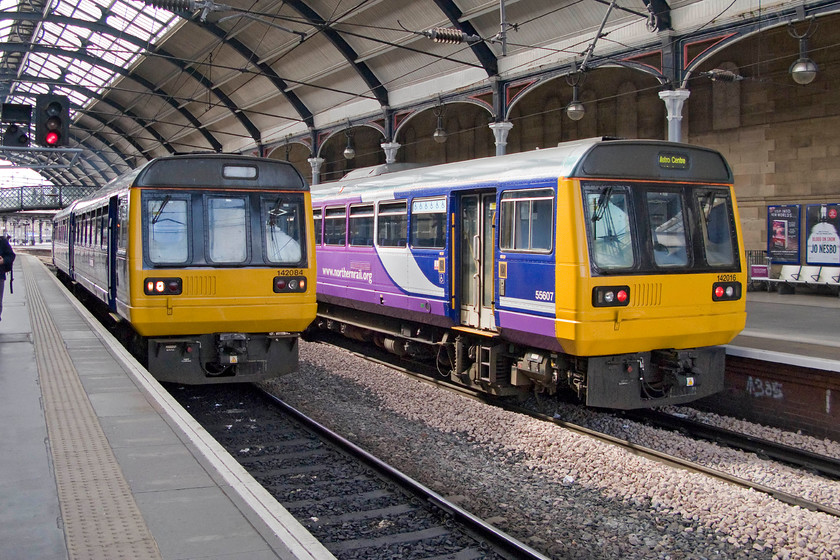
[[0, 0, 796, 189]]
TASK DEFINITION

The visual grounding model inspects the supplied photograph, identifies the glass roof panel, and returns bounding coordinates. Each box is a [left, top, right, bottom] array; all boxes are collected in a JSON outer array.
[[2, 0, 181, 116], [54, 0, 104, 23]]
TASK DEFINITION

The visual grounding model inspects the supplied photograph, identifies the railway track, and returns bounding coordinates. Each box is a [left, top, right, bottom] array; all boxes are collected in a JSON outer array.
[[311, 334, 840, 519], [171, 383, 549, 560], [621, 409, 840, 480]]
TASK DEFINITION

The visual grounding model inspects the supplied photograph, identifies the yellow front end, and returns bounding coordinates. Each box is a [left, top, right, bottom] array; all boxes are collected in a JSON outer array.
[[127, 267, 317, 337], [555, 273, 747, 356], [123, 187, 318, 338], [553, 178, 748, 357]]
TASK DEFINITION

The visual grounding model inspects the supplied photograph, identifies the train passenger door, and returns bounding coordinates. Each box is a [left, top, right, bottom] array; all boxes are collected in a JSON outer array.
[[106, 195, 119, 310], [460, 192, 496, 330]]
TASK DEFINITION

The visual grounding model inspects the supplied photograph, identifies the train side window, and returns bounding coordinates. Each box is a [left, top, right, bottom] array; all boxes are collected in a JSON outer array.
[[499, 189, 554, 252], [207, 196, 249, 263], [410, 197, 446, 249], [98, 208, 107, 249], [377, 201, 407, 247], [349, 204, 374, 247], [117, 195, 128, 252], [647, 191, 688, 267], [147, 196, 189, 264], [262, 196, 303, 264], [697, 191, 736, 266], [324, 206, 347, 246], [584, 187, 634, 270], [313, 208, 323, 245]]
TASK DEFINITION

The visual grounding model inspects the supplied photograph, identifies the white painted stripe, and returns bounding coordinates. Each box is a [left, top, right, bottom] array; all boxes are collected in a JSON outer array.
[[378, 247, 444, 297], [498, 296, 555, 315], [725, 345, 840, 374]]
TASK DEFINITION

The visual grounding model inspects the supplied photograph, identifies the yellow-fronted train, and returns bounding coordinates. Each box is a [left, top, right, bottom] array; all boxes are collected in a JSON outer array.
[[310, 138, 747, 409], [53, 154, 317, 384]]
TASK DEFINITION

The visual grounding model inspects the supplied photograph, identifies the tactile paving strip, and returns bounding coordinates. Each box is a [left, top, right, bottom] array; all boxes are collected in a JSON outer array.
[[23, 258, 162, 560]]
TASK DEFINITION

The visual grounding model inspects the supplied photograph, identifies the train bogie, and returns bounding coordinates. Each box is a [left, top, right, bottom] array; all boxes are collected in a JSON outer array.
[[311, 139, 747, 409]]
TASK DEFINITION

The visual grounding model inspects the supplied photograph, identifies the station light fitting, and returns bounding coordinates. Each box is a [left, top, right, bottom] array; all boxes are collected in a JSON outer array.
[[566, 83, 585, 121], [433, 100, 447, 144], [343, 127, 355, 160], [788, 18, 818, 85]]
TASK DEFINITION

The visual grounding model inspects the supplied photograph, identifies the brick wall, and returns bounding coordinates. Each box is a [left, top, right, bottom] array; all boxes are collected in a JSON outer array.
[[697, 356, 840, 441]]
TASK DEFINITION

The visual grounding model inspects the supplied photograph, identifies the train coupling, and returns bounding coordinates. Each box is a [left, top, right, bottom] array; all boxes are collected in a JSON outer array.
[[216, 333, 249, 365], [650, 349, 700, 388]]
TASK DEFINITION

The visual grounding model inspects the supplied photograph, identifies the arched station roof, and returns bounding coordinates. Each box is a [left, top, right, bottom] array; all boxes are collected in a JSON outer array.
[[0, 0, 836, 190]]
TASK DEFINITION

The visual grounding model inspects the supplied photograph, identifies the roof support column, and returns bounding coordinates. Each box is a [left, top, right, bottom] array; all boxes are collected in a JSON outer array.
[[658, 88, 690, 142], [489, 121, 514, 156], [308, 157, 325, 185], [381, 142, 401, 164]]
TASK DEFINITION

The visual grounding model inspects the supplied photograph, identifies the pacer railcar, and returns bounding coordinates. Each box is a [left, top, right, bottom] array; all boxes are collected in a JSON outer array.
[[310, 138, 746, 409], [54, 154, 317, 384]]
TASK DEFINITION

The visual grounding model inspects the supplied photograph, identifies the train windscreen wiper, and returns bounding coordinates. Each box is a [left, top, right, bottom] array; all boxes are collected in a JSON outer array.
[[151, 195, 171, 225]]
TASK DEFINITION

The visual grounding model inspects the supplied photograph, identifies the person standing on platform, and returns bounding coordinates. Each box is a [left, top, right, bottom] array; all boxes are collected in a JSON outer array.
[[0, 234, 15, 322]]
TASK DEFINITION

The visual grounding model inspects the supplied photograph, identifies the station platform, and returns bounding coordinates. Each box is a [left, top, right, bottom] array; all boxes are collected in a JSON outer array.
[[0, 254, 335, 560], [710, 288, 840, 440], [728, 289, 840, 369]]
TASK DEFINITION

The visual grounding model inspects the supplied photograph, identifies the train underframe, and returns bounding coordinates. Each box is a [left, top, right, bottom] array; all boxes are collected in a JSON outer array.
[[142, 332, 300, 385], [315, 303, 726, 409], [57, 271, 300, 385]]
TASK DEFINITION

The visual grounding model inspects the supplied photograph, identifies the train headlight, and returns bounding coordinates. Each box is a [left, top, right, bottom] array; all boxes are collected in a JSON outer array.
[[273, 275, 307, 293], [712, 281, 741, 301], [144, 277, 182, 295], [592, 285, 630, 307]]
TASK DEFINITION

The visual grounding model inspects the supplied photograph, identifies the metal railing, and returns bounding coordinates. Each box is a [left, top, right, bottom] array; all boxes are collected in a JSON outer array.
[[0, 185, 97, 212]]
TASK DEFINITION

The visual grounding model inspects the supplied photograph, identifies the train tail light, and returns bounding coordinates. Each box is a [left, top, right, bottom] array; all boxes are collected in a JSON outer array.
[[712, 282, 741, 301], [273, 275, 307, 293], [592, 285, 630, 307], [144, 277, 182, 295]]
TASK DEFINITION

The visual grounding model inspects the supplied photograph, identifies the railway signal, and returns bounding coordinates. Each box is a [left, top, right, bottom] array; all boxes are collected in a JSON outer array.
[[1, 103, 31, 147], [34, 94, 69, 147], [2, 123, 29, 147]]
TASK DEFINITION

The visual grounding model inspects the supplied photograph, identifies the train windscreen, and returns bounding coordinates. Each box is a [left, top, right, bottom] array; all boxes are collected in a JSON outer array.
[[142, 190, 307, 268], [583, 182, 738, 274]]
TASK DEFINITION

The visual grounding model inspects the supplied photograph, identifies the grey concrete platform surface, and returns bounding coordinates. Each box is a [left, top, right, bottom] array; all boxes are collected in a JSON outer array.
[[728, 290, 840, 371], [0, 254, 335, 560]]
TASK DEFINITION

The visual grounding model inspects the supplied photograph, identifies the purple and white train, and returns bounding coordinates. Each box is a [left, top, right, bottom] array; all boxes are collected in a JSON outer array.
[[310, 138, 747, 409]]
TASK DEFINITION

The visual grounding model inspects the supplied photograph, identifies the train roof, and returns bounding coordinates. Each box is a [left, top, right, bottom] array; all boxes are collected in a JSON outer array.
[[312, 138, 733, 202], [55, 154, 308, 220]]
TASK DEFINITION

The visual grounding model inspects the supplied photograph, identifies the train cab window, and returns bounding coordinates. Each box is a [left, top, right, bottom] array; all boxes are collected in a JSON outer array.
[[324, 206, 347, 245], [377, 201, 407, 247], [697, 190, 736, 266], [410, 197, 446, 249], [500, 189, 554, 252], [147, 195, 189, 264], [313, 208, 323, 245], [584, 186, 634, 270], [262, 196, 303, 264], [646, 191, 688, 267], [349, 204, 374, 247], [207, 196, 249, 263]]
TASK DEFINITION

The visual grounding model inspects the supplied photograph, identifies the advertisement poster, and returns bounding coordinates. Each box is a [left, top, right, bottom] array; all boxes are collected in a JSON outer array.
[[805, 203, 840, 265], [766, 205, 800, 263]]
